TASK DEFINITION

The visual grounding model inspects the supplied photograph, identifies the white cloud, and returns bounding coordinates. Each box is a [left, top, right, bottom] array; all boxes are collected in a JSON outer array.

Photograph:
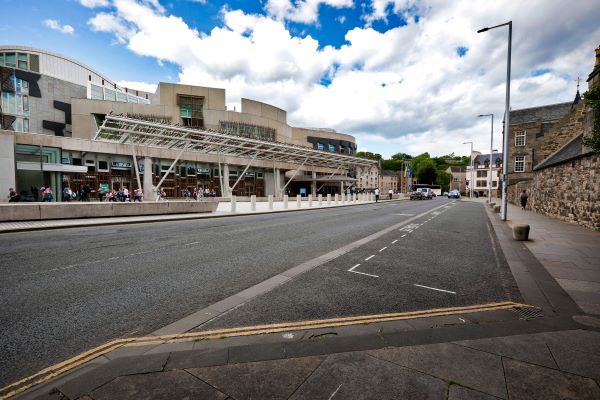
[[80, 0, 110, 8], [265, 0, 354, 24], [84, 0, 600, 157], [43, 19, 75, 35], [116, 80, 158, 93]]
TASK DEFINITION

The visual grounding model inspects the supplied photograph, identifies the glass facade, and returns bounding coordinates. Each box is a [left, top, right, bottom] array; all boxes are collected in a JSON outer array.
[[89, 83, 150, 104], [218, 120, 276, 141], [0, 72, 30, 132], [0, 52, 29, 70]]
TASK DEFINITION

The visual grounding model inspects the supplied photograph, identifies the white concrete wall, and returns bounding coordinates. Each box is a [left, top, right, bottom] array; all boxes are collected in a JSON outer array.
[[0, 133, 16, 203]]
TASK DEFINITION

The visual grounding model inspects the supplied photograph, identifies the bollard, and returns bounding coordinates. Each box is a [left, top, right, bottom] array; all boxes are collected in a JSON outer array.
[[284, 195, 288, 209], [513, 225, 530, 241], [250, 195, 256, 211], [334, 194, 339, 204], [318, 194, 323, 207], [327, 194, 331, 205], [354, 193, 358, 203], [489, 202, 496, 208], [268, 195, 274, 210], [231, 195, 236, 213], [493, 205, 500, 213], [341, 193, 346, 204], [308, 194, 313, 207], [297, 195, 302, 208]]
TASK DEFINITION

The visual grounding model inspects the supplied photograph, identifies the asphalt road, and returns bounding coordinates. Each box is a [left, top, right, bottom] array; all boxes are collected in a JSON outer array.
[[201, 200, 522, 330], [1, 199, 450, 386]]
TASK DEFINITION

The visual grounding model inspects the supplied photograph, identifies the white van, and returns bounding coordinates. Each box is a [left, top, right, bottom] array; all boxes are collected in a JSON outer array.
[[419, 188, 433, 199]]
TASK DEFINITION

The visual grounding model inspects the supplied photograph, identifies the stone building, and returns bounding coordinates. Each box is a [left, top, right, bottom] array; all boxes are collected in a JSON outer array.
[[446, 165, 466, 194], [507, 45, 600, 231], [380, 170, 399, 194]]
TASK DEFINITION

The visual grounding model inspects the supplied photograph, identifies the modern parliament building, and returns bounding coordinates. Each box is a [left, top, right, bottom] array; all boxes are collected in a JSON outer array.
[[0, 46, 376, 201]]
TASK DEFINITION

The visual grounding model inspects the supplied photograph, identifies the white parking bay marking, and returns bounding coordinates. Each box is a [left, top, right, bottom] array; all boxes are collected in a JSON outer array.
[[379, 247, 387, 252], [392, 240, 398, 244], [413, 284, 456, 294], [348, 263, 379, 278], [401, 234, 407, 238], [392, 213, 415, 216], [328, 384, 343, 400], [365, 255, 375, 261]]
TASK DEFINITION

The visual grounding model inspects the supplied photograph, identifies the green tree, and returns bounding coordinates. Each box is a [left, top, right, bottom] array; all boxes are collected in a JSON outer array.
[[390, 152, 412, 160], [417, 163, 437, 184], [356, 151, 383, 161]]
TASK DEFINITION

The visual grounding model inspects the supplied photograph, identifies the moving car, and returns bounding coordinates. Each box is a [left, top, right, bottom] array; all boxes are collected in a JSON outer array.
[[419, 188, 433, 199], [447, 190, 461, 199], [410, 191, 425, 200]]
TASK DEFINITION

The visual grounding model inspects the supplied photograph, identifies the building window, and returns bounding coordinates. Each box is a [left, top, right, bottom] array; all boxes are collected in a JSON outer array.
[[179, 95, 204, 128], [98, 161, 109, 171], [514, 156, 525, 172], [476, 180, 486, 187], [477, 170, 487, 178], [17, 53, 28, 70], [4, 53, 16, 67], [317, 143, 324, 151], [328, 144, 335, 152], [515, 131, 526, 146], [218, 121, 275, 141]]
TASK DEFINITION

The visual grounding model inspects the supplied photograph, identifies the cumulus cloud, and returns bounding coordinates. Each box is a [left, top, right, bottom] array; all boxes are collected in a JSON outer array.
[[83, 0, 600, 157], [43, 19, 75, 35], [80, 0, 110, 7], [265, 0, 354, 24], [116, 80, 158, 93]]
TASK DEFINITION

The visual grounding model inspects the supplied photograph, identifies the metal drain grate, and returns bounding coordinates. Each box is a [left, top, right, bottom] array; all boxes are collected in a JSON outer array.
[[510, 306, 543, 320]]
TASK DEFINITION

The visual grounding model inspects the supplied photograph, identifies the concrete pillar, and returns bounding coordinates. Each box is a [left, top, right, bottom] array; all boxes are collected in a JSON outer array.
[[297, 195, 301, 208], [143, 157, 155, 201], [327, 194, 331, 205], [0, 134, 16, 203], [283, 194, 288, 209], [223, 164, 231, 197], [308, 194, 312, 207], [318, 194, 322, 206], [250, 195, 256, 211], [231, 195, 236, 213], [268, 194, 274, 210], [311, 171, 317, 196], [274, 168, 282, 198], [334, 194, 339, 204], [341, 193, 345, 204]]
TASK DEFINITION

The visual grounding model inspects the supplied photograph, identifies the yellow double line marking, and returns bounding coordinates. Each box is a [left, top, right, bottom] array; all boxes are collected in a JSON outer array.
[[1, 301, 530, 399]]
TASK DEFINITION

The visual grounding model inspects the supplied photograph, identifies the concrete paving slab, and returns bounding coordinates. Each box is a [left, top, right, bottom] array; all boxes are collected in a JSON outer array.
[[503, 357, 600, 400], [290, 352, 447, 400], [188, 356, 325, 400], [448, 385, 500, 400], [90, 370, 228, 400], [539, 330, 600, 356], [546, 341, 600, 381], [369, 342, 507, 399], [165, 348, 229, 370], [228, 342, 286, 364], [453, 333, 558, 369], [56, 353, 169, 399], [143, 341, 195, 355], [151, 308, 219, 336]]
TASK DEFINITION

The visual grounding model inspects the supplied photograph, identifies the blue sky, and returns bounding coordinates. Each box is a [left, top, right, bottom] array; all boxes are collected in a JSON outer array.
[[1, 0, 599, 158]]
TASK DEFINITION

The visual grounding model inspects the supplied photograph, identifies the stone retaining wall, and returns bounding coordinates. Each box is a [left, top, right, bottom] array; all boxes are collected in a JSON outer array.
[[530, 154, 600, 231], [0, 201, 219, 222]]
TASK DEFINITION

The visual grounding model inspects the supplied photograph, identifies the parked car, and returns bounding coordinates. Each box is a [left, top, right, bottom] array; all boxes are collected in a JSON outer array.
[[443, 192, 449, 197], [448, 190, 461, 199]]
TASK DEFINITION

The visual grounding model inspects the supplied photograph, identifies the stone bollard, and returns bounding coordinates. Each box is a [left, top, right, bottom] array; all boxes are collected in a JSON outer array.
[[268, 195, 274, 210], [493, 205, 500, 213], [334, 194, 339, 204], [489, 202, 496, 208], [513, 224, 530, 241], [341, 193, 346, 204], [318, 194, 322, 206], [297, 195, 302, 208], [327, 194, 331, 205], [231, 195, 237, 213], [250, 195, 256, 211], [308, 194, 313, 207], [283, 195, 288, 209]]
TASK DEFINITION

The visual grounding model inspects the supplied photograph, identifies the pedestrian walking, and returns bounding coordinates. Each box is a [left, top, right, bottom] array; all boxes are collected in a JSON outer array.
[[388, 189, 393, 200], [97, 185, 104, 202], [520, 189, 529, 210], [42, 187, 53, 202], [63, 186, 72, 202], [8, 188, 19, 202], [374, 188, 380, 203]]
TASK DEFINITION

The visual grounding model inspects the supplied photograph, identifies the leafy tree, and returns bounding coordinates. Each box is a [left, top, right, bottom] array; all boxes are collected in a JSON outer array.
[[381, 159, 404, 171], [417, 164, 437, 184], [356, 151, 383, 161], [390, 152, 412, 160], [582, 86, 600, 154]]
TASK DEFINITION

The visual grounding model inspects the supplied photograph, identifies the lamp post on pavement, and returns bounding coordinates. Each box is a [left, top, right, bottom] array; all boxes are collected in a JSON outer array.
[[478, 21, 512, 221], [478, 114, 494, 204], [463, 141, 473, 199]]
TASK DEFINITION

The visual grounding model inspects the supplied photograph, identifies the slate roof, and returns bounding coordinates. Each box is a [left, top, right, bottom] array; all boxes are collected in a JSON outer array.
[[381, 170, 399, 176], [534, 134, 586, 170], [474, 153, 503, 164], [509, 102, 571, 125]]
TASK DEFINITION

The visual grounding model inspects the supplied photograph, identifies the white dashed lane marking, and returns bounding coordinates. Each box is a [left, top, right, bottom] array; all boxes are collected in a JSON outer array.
[[379, 247, 387, 252], [365, 255, 375, 261]]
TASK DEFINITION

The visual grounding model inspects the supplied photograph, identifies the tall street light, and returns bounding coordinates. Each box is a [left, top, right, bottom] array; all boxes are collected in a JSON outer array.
[[463, 141, 473, 199], [478, 114, 494, 204], [478, 21, 512, 221]]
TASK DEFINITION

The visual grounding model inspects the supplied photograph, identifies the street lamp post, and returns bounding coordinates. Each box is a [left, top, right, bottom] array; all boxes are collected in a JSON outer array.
[[478, 114, 494, 204], [478, 21, 512, 221], [463, 141, 473, 199]]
